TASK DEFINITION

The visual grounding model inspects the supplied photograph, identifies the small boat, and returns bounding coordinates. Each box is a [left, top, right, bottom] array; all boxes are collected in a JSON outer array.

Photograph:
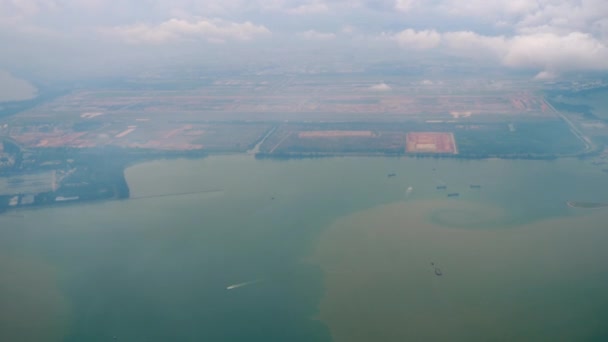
[[434, 267, 443, 276]]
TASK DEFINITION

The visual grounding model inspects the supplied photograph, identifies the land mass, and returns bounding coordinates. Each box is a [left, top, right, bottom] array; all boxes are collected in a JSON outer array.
[[1, 73, 605, 212]]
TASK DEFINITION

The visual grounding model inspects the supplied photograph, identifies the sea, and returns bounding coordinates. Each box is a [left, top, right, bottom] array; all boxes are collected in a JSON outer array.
[[1, 155, 608, 341]]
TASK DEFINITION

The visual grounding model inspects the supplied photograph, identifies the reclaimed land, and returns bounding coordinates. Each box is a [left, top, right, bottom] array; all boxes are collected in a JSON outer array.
[[0, 75, 598, 212], [0, 146, 207, 213], [255, 120, 585, 160]]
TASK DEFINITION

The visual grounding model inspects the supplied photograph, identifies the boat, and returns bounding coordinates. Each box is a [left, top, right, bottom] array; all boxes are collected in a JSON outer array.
[[226, 279, 261, 290], [447, 193, 459, 197]]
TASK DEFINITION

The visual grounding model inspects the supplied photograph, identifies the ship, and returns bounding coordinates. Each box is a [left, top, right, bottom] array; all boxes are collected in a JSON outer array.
[[431, 262, 443, 276], [447, 193, 459, 197]]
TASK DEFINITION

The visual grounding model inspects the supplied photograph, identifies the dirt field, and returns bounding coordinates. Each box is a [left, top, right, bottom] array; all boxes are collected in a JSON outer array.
[[406, 132, 457, 154], [298, 130, 375, 138]]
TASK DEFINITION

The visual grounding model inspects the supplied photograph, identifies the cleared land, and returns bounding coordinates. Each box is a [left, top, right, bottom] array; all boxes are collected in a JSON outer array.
[[0, 75, 584, 158], [406, 132, 457, 154], [298, 131, 375, 138], [259, 124, 407, 156]]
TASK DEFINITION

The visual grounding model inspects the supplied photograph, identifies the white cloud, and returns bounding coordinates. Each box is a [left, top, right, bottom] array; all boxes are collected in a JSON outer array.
[[0, 0, 59, 17], [392, 29, 441, 50], [391, 28, 608, 76], [442, 31, 508, 59], [438, 0, 540, 18], [534, 70, 558, 80], [341, 25, 356, 34], [2, 0, 608, 77], [369, 82, 391, 91], [299, 30, 336, 40], [394, 0, 419, 12], [104, 18, 270, 44], [446, 31, 608, 75], [503, 32, 608, 72], [285, 2, 329, 14]]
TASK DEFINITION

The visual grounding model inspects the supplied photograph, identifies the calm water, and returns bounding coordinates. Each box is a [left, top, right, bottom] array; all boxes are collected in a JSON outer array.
[[1, 156, 608, 341]]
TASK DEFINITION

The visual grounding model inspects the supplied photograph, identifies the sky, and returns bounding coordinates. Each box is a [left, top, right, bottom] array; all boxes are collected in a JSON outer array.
[[1, 0, 608, 81]]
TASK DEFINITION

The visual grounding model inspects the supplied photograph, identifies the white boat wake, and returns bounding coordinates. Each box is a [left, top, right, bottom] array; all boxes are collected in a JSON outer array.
[[226, 279, 262, 290]]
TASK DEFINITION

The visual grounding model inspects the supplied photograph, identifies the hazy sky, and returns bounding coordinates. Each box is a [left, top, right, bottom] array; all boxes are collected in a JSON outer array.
[[0, 70, 37, 100], [1, 0, 607, 80]]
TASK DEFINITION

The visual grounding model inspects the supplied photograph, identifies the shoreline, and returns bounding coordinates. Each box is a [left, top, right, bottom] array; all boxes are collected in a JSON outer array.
[[0, 148, 601, 215]]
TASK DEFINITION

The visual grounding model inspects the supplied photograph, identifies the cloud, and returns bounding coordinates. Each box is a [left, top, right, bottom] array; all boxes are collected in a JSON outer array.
[[285, 2, 329, 15], [442, 31, 507, 59], [299, 30, 336, 41], [392, 29, 441, 50], [0, 0, 59, 18], [533, 70, 558, 80], [443, 30, 608, 74], [0, 71, 38, 101], [369, 83, 392, 91], [437, 0, 540, 18], [1, 0, 607, 78], [503, 32, 608, 72], [103, 18, 270, 44], [394, 0, 419, 12], [341, 25, 356, 34], [390, 28, 608, 76]]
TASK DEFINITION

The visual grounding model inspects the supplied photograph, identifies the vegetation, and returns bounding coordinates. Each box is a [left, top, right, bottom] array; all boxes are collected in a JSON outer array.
[[257, 120, 585, 159], [455, 121, 585, 157]]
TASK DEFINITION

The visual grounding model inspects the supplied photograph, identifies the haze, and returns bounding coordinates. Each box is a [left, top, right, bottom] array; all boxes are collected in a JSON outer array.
[[1, 0, 607, 79], [2, 1, 608, 342]]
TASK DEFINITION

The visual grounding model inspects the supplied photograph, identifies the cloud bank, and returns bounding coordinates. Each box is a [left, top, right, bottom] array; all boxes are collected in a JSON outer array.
[[1, 0, 607, 78], [103, 18, 270, 44]]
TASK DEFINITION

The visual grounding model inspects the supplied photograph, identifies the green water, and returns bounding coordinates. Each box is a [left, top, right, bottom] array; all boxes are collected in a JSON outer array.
[[1, 156, 608, 341]]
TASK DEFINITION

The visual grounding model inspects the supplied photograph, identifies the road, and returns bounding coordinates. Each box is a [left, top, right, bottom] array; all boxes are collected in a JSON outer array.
[[544, 97, 595, 153]]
